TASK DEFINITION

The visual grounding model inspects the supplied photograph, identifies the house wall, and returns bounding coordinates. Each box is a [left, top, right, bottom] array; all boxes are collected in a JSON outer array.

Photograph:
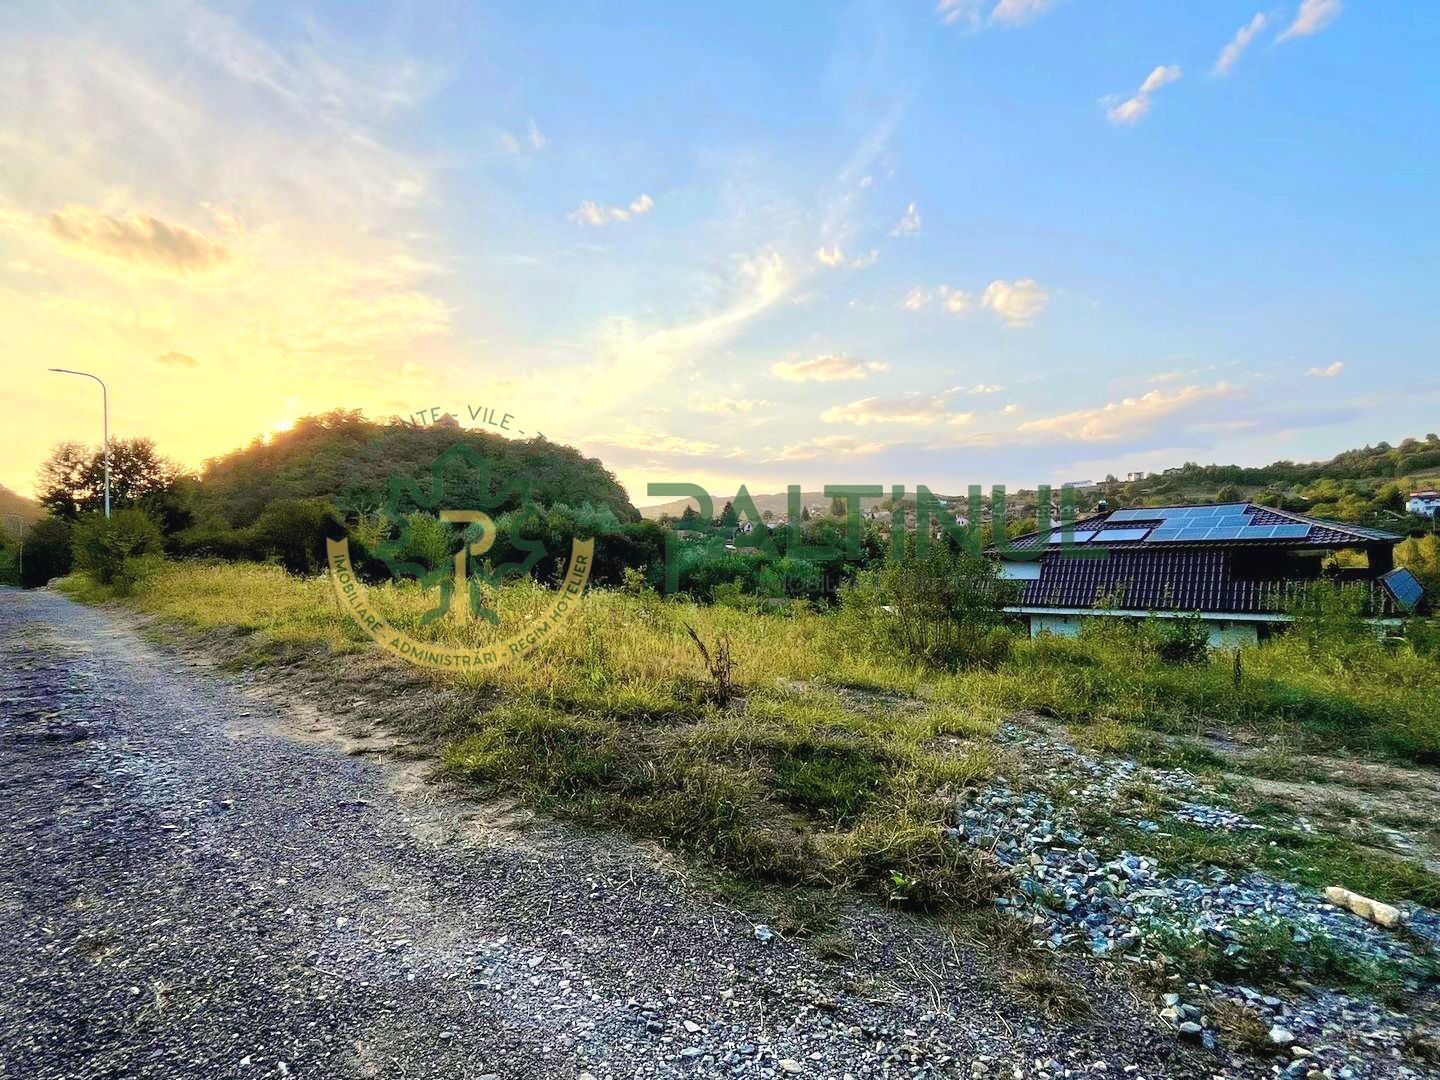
[[1023, 611, 1259, 647]]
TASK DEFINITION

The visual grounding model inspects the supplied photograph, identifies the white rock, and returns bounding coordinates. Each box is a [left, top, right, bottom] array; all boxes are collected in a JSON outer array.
[[1323, 886, 1404, 929]]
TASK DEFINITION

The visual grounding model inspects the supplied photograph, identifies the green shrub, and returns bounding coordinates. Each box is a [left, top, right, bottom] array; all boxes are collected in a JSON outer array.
[[836, 544, 1016, 669], [72, 509, 163, 589], [12, 517, 73, 588], [249, 498, 338, 574], [1149, 614, 1210, 664]]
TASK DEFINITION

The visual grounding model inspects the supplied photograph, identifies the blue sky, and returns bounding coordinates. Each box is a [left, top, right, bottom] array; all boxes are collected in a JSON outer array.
[[3, 0, 1437, 501]]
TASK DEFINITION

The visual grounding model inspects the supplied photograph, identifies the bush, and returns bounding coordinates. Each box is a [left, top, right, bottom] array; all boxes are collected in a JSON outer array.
[[17, 518, 74, 587], [72, 509, 163, 589], [249, 498, 338, 574], [835, 545, 1017, 669], [1149, 614, 1210, 664]]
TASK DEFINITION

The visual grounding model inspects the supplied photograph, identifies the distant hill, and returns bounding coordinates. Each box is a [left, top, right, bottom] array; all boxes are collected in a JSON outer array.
[[638, 434, 1440, 530], [0, 484, 43, 535], [193, 410, 638, 526], [639, 489, 952, 520]]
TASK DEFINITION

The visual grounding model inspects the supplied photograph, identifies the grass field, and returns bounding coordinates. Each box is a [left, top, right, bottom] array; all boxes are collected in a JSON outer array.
[[57, 559, 1440, 913]]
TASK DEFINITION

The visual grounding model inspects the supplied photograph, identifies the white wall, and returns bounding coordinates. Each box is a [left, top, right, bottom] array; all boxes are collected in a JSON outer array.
[[1024, 612, 1259, 646]]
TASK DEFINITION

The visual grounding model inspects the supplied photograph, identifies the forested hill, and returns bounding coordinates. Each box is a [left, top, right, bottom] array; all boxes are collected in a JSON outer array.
[[0, 484, 43, 533], [1130, 434, 1440, 492], [193, 410, 638, 526]]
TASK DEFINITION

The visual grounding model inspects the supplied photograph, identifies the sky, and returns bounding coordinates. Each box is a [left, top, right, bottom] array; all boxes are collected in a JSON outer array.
[[2, 0, 1437, 504]]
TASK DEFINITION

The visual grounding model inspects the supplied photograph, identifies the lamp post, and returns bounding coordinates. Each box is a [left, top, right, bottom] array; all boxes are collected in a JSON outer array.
[[48, 368, 109, 519]]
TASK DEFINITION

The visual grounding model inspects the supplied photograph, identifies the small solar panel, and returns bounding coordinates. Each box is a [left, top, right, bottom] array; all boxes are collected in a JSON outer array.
[[1380, 568, 1424, 611], [1047, 530, 1098, 544], [1270, 524, 1310, 539], [1206, 527, 1246, 540], [1095, 527, 1150, 542]]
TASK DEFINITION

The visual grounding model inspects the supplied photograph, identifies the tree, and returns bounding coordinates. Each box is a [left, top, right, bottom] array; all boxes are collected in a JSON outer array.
[[72, 509, 163, 588], [718, 501, 739, 529], [38, 438, 182, 520]]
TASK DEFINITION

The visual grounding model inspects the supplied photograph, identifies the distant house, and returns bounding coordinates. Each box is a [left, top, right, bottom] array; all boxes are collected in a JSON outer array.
[[1407, 491, 1440, 517], [991, 502, 1419, 646]]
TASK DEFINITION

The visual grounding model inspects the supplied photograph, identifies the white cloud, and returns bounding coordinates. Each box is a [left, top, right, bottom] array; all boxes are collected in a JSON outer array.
[[989, 0, 1056, 27], [1278, 0, 1342, 42], [967, 383, 1004, 394], [822, 392, 957, 426], [901, 286, 932, 311], [940, 286, 972, 314], [1016, 382, 1241, 442], [889, 201, 922, 236], [1002, 402, 1022, 413], [770, 355, 889, 383], [935, 0, 1056, 29], [901, 284, 970, 313], [935, 0, 987, 28], [1105, 65, 1182, 126], [1306, 361, 1345, 378], [695, 397, 770, 415], [31, 205, 230, 277], [981, 278, 1049, 327], [1212, 14, 1269, 76], [587, 427, 722, 456], [526, 118, 548, 151], [772, 433, 896, 461], [569, 193, 655, 226], [849, 249, 879, 269], [816, 245, 845, 267]]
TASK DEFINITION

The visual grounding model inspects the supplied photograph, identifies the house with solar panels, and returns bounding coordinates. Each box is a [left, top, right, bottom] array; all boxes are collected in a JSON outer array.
[[993, 502, 1425, 646]]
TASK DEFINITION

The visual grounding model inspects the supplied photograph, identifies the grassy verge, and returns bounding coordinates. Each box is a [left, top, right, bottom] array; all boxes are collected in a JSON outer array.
[[53, 559, 1440, 958]]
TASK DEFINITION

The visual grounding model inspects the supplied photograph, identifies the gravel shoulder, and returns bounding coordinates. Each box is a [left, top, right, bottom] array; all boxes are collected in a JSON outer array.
[[2, 587, 1239, 1079]]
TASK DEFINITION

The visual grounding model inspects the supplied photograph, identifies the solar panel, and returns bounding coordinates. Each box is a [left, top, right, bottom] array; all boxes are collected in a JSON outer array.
[[1206, 527, 1246, 539], [1095, 527, 1150, 542], [1270, 525, 1310, 539], [1046, 530, 1097, 544], [1380, 568, 1424, 611]]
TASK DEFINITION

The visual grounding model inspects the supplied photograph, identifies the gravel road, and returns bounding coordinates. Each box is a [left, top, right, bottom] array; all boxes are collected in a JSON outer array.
[[0, 588, 1218, 1079]]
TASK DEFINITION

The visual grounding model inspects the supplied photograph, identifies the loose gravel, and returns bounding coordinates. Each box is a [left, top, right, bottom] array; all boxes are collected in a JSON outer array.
[[0, 589, 1224, 1079]]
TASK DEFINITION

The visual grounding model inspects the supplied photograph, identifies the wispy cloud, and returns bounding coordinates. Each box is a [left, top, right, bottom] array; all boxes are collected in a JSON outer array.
[[155, 350, 198, 368], [981, 278, 1049, 327], [1306, 361, 1345, 378], [1105, 65, 1182, 126], [772, 433, 896, 461], [989, 0, 1057, 27], [1278, 0, 1342, 42], [900, 284, 971, 313], [695, 397, 770, 415], [569, 193, 655, 226], [889, 201, 922, 236], [935, 0, 1056, 29], [821, 392, 957, 426], [1016, 382, 1242, 442], [496, 118, 548, 156], [816, 245, 846, 267], [770, 355, 890, 383], [1212, 14, 1269, 76], [32, 206, 230, 276]]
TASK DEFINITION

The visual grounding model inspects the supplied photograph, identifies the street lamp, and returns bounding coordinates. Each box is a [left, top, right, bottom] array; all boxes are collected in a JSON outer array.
[[48, 368, 110, 519]]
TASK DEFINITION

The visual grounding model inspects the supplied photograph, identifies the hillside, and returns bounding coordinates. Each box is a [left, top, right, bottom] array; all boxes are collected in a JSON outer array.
[[0, 484, 43, 535], [193, 410, 638, 526], [641, 435, 1440, 530]]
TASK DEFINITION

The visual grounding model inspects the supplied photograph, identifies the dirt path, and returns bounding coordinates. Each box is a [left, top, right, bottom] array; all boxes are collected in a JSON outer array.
[[0, 588, 1215, 1079]]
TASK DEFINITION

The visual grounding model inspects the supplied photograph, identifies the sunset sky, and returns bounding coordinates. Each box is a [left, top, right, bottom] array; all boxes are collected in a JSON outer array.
[[3, 1, 1437, 504]]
